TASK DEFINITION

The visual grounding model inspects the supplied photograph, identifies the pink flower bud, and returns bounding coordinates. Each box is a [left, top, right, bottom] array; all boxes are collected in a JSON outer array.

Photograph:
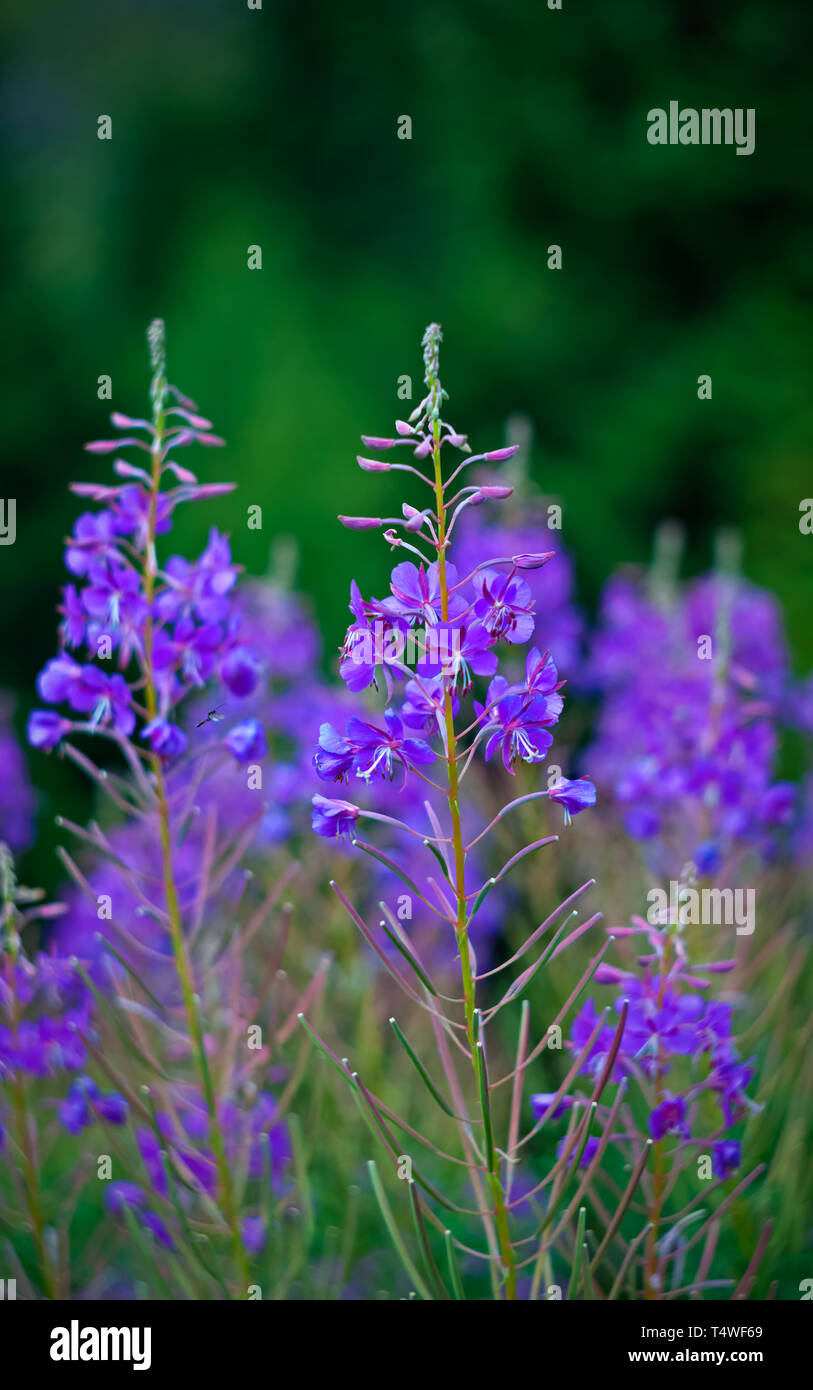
[[110, 413, 153, 432], [413, 437, 433, 458], [338, 515, 383, 530], [360, 436, 399, 449], [85, 438, 141, 453], [395, 420, 414, 436], [169, 408, 213, 429], [70, 482, 118, 499], [192, 483, 237, 499], [113, 459, 151, 481], [479, 485, 513, 499], [402, 505, 427, 532], [357, 456, 390, 472], [484, 445, 520, 462], [164, 461, 199, 485], [513, 551, 555, 569]]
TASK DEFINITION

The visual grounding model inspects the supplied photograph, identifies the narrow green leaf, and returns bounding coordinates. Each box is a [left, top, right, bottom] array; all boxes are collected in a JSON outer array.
[[476, 1042, 495, 1172], [351, 840, 428, 905], [444, 1229, 466, 1300], [72, 960, 168, 1079], [468, 878, 496, 923], [423, 838, 451, 882], [367, 1160, 432, 1301], [567, 1207, 587, 1300], [389, 1017, 457, 1118], [378, 905, 439, 997], [408, 1181, 448, 1300], [97, 935, 165, 1011], [297, 1013, 355, 1080]]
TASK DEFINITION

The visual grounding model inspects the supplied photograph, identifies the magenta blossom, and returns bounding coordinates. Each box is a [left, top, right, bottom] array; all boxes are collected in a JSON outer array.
[[477, 675, 557, 773], [346, 708, 436, 783], [473, 568, 535, 644], [311, 795, 360, 839], [549, 776, 597, 822]]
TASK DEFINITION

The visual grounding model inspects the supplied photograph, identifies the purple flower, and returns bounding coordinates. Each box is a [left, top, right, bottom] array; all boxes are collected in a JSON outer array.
[[137, 1127, 169, 1197], [58, 1089, 92, 1135], [242, 1215, 267, 1255], [648, 1093, 689, 1141], [385, 561, 465, 626], [622, 985, 706, 1063], [346, 708, 436, 783], [557, 1134, 601, 1169], [37, 659, 136, 737], [220, 644, 261, 698], [586, 567, 794, 864], [104, 1180, 175, 1249], [64, 511, 125, 576], [94, 1091, 129, 1125], [570, 997, 620, 1078], [693, 840, 721, 875], [477, 677, 556, 773], [473, 568, 535, 644], [225, 718, 267, 763], [340, 613, 411, 693], [141, 717, 187, 759], [549, 776, 596, 822], [141, 1209, 176, 1250], [311, 795, 360, 839], [113, 485, 174, 548], [401, 675, 459, 733], [156, 529, 238, 625], [530, 1092, 574, 1121], [106, 1181, 147, 1214], [152, 620, 223, 689], [761, 782, 794, 825], [246, 1092, 292, 1187], [418, 619, 498, 692], [81, 559, 147, 633], [523, 647, 564, 704], [707, 1047, 756, 1127], [59, 584, 86, 648], [58, 1076, 128, 1134], [314, 723, 356, 783], [36, 656, 82, 705], [711, 1139, 741, 1179]]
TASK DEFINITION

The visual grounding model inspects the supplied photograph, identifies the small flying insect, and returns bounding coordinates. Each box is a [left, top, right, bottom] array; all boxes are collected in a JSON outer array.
[[195, 704, 226, 728]]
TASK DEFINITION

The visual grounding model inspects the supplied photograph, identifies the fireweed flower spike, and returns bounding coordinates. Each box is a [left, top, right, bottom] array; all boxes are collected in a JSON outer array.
[[305, 324, 599, 1300], [21, 322, 323, 1296], [0, 843, 98, 1297], [574, 530, 787, 1297], [562, 907, 761, 1299]]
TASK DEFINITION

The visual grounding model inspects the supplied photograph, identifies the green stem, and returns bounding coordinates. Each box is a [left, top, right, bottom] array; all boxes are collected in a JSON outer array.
[[140, 332, 249, 1291], [428, 392, 517, 1300], [644, 936, 672, 1298]]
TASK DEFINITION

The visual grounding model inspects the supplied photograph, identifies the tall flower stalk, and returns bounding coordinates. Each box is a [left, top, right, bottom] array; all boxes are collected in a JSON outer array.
[[138, 322, 246, 1283], [23, 321, 322, 1297], [306, 324, 600, 1300], [423, 327, 517, 1292], [1, 847, 58, 1298]]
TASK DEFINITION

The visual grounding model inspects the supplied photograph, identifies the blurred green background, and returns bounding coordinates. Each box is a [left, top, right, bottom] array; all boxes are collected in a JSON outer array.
[[2, 0, 811, 889]]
